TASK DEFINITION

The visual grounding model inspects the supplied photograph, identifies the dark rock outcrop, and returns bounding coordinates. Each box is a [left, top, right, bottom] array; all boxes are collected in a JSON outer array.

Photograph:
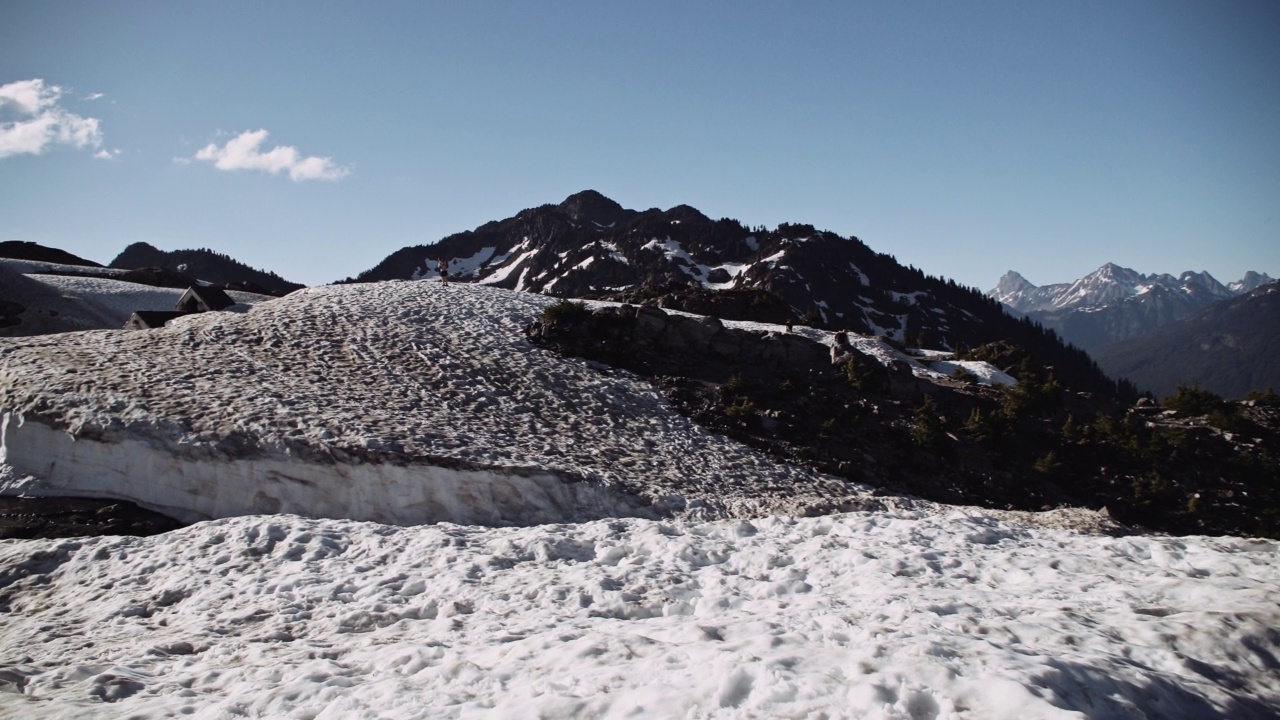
[[527, 302, 828, 383], [118, 266, 200, 289], [0, 496, 183, 539]]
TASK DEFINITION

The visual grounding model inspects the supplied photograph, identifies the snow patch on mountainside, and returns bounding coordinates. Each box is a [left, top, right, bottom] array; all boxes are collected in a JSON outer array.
[[0, 258, 126, 278]]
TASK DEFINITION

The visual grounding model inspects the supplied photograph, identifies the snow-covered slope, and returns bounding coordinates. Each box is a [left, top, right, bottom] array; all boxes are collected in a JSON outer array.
[[1, 511, 1277, 718], [0, 281, 884, 525], [2, 280, 1279, 717]]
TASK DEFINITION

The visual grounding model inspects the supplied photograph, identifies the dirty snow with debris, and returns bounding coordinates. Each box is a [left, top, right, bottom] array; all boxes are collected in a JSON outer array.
[[1, 280, 1279, 718], [0, 281, 879, 524]]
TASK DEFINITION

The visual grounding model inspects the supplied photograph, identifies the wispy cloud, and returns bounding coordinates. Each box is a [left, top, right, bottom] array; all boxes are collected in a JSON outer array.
[[194, 129, 349, 181], [84, 92, 105, 101], [94, 148, 122, 160], [0, 79, 104, 159]]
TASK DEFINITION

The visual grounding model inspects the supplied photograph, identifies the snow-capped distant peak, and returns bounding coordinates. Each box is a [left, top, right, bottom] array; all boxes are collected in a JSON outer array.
[[1229, 270, 1275, 294], [990, 262, 1264, 316]]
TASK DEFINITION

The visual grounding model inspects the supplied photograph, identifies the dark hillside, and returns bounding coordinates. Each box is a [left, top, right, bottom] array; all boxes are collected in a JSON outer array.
[[110, 242, 304, 295], [0, 241, 103, 268], [352, 190, 1132, 399], [530, 302, 1280, 538], [1092, 283, 1280, 399]]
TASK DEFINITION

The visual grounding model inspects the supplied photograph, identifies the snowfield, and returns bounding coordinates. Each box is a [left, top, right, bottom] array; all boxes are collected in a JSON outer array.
[[0, 281, 882, 524], [0, 259, 275, 335], [2, 512, 1277, 718], [1, 280, 1279, 718]]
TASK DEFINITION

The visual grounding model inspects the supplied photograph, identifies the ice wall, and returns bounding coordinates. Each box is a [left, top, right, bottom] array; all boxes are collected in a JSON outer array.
[[0, 414, 654, 526]]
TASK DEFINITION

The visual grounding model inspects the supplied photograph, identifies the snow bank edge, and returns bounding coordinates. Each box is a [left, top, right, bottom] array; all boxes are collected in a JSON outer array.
[[0, 415, 657, 527]]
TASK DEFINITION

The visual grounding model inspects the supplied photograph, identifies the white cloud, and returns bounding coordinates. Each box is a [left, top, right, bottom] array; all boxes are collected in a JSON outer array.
[[194, 129, 349, 181], [0, 78, 104, 159], [84, 92, 105, 101], [94, 148, 121, 160]]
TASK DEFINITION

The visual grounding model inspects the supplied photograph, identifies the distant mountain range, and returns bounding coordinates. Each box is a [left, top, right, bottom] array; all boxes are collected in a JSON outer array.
[[1090, 281, 1280, 400], [989, 264, 1273, 351], [348, 190, 1125, 396]]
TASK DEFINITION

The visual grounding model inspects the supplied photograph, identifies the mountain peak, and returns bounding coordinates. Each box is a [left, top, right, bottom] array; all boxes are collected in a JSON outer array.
[[557, 190, 628, 225], [1091, 262, 1140, 281], [996, 270, 1033, 289], [664, 203, 710, 225], [1230, 271, 1275, 294], [990, 262, 1272, 350]]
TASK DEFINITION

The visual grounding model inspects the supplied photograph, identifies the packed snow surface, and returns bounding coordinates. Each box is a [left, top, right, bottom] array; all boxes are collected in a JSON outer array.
[[2, 513, 1278, 718]]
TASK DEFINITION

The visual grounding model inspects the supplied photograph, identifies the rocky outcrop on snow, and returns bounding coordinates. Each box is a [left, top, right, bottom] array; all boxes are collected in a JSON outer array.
[[527, 300, 1280, 538], [526, 301, 833, 383]]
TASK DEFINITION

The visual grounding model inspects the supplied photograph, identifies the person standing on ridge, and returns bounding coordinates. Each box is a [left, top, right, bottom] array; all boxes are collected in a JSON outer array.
[[437, 258, 449, 283]]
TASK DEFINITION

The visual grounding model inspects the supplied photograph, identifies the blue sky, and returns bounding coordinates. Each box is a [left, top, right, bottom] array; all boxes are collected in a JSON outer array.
[[2, 1, 1277, 290]]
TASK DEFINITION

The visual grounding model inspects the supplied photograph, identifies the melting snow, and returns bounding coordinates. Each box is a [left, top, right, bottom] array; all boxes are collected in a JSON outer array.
[[0, 282, 1277, 717], [761, 249, 787, 266], [1, 513, 1277, 718], [478, 247, 533, 287], [441, 246, 497, 280], [640, 238, 749, 290]]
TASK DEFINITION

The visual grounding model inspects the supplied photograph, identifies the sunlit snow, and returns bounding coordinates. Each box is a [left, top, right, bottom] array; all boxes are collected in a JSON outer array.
[[0, 281, 1277, 718]]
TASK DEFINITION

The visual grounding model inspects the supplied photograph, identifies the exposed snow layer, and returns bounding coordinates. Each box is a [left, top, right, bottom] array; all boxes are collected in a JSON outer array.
[[0, 258, 125, 278], [0, 282, 875, 524], [1, 512, 1277, 718]]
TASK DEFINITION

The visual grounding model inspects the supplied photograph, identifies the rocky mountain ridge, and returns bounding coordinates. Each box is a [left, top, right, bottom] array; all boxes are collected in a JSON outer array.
[[1092, 281, 1280, 399], [351, 190, 1128, 398], [990, 263, 1273, 350]]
